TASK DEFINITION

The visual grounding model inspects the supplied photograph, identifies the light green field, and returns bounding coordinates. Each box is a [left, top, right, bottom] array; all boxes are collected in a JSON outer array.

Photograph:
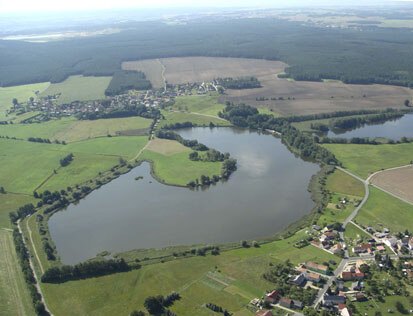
[[355, 186, 413, 233], [257, 107, 281, 117], [318, 193, 358, 227], [41, 231, 338, 316], [0, 82, 50, 120], [323, 143, 413, 179], [140, 149, 222, 186], [169, 95, 225, 116], [40, 75, 111, 105], [0, 194, 36, 229], [160, 111, 230, 128], [325, 169, 364, 197], [0, 230, 35, 316], [0, 116, 151, 142]]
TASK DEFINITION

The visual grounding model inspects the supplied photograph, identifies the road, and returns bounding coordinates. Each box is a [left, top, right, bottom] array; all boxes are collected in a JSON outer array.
[[17, 219, 53, 315]]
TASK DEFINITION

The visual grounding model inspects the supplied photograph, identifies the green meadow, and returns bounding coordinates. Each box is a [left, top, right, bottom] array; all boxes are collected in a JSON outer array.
[[323, 143, 413, 179], [160, 111, 230, 128], [325, 168, 365, 197], [169, 95, 225, 116], [40, 75, 111, 105]]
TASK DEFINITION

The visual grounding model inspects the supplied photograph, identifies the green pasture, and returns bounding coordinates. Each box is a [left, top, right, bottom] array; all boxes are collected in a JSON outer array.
[[40, 75, 111, 105], [169, 95, 225, 116], [160, 111, 230, 128], [325, 168, 364, 197], [323, 143, 413, 179]]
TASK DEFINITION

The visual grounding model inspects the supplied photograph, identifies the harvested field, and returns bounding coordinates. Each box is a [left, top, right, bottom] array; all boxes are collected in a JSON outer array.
[[220, 75, 413, 115], [145, 138, 190, 156], [122, 59, 165, 89], [370, 165, 413, 204], [122, 57, 286, 86]]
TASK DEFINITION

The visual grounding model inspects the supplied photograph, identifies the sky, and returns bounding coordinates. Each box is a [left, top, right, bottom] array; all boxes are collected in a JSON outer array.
[[0, 0, 412, 13]]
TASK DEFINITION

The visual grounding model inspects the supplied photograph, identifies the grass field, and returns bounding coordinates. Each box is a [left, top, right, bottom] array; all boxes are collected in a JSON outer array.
[[0, 82, 50, 120], [160, 111, 230, 128], [0, 230, 35, 316], [355, 186, 413, 233], [325, 169, 365, 197], [317, 193, 359, 227], [0, 116, 151, 142], [323, 143, 413, 179], [145, 138, 190, 156], [0, 194, 36, 229], [39, 75, 111, 105], [140, 147, 222, 186], [168, 95, 225, 116], [40, 231, 338, 316]]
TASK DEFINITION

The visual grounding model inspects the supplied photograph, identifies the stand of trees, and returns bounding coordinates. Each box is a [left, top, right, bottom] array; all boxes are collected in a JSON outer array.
[[28, 137, 52, 144], [60, 153, 73, 167], [41, 258, 134, 283], [205, 303, 231, 316], [143, 292, 180, 316], [105, 71, 152, 96], [156, 130, 209, 151], [189, 149, 230, 162], [77, 104, 160, 120], [218, 103, 337, 165], [218, 76, 261, 89], [330, 111, 404, 130]]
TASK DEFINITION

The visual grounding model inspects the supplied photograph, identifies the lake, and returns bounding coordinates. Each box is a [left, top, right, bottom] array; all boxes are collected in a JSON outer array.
[[49, 127, 319, 264], [325, 113, 413, 140]]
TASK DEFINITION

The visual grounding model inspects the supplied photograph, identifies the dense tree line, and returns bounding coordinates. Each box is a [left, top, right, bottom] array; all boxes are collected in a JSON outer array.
[[77, 104, 160, 120], [189, 149, 230, 162], [9, 203, 36, 224], [105, 71, 152, 96], [156, 130, 208, 151], [143, 292, 180, 315], [60, 153, 73, 167], [41, 258, 134, 283], [330, 111, 405, 130], [205, 303, 231, 316], [12, 228, 49, 315], [218, 104, 337, 165], [28, 137, 52, 144], [218, 76, 261, 89]]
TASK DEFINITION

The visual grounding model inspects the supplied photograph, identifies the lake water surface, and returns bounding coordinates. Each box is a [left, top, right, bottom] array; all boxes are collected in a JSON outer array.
[[326, 113, 413, 140], [49, 127, 319, 264]]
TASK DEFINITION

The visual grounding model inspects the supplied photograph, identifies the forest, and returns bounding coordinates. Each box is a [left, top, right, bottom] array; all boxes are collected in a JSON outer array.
[[3, 17, 413, 87], [218, 77, 261, 89], [105, 71, 152, 96]]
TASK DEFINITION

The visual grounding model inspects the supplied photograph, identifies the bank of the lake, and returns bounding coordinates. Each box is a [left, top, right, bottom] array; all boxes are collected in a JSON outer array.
[[48, 127, 320, 264]]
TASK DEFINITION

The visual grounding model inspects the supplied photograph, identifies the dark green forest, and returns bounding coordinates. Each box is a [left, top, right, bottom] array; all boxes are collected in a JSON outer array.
[[105, 71, 152, 96], [3, 18, 413, 86]]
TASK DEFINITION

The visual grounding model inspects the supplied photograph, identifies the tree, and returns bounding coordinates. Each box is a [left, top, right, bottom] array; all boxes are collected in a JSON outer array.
[[0, 186, 5, 194], [144, 296, 164, 315], [12, 98, 18, 106], [29, 96, 34, 103], [404, 99, 410, 107], [130, 311, 145, 316]]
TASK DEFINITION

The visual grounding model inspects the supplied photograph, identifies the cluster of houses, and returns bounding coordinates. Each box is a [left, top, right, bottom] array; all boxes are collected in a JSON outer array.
[[363, 225, 413, 255], [311, 225, 344, 255]]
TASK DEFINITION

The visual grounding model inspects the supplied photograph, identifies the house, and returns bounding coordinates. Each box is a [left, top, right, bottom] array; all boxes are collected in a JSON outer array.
[[312, 225, 322, 231], [279, 297, 292, 309], [290, 273, 306, 286], [384, 236, 398, 248], [292, 300, 303, 310], [409, 237, 413, 250], [337, 280, 345, 291], [305, 272, 321, 283], [323, 295, 346, 305], [351, 281, 364, 291], [377, 245, 386, 252], [340, 307, 352, 316], [321, 231, 336, 242], [341, 272, 365, 281], [305, 262, 329, 275], [355, 293, 367, 302], [332, 243, 343, 254], [353, 244, 372, 254], [265, 290, 281, 303], [255, 310, 273, 316]]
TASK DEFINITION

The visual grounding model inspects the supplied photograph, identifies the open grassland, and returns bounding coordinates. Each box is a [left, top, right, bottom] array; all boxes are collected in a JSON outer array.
[[220, 76, 411, 116], [317, 193, 359, 227], [39, 75, 111, 105], [325, 168, 364, 197], [160, 111, 230, 128], [140, 149, 222, 186], [370, 165, 413, 204], [355, 186, 413, 233], [145, 138, 190, 156], [122, 59, 165, 89], [123, 57, 286, 86], [0, 116, 151, 142], [168, 95, 225, 116], [41, 231, 338, 316], [0, 82, 50, 120], [0, 230, 35, 316], [323, 143, 413, 179], [0, 194, 36, 229]]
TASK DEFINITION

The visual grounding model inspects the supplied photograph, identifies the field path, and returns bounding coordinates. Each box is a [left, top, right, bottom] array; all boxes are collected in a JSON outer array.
[[130, 139, 152, 162], [157, 59, 167, 90], [24, 217, 44, 274]]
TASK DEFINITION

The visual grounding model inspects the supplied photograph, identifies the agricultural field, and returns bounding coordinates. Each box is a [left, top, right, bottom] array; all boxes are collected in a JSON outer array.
[[0, 82, 50, 120], [168, 95, 225, 116], [140, 141, 222, 186], [145, 138, 190, 156], [122, 59, 165, 89], [160, 111, 230, 128], [323, 142, 413, 179], [220, 76, 411, 116], [40, 231, 338, 316], [0, 230, 35, 316], [354, 186, 413, 233], [325, 169, 365, 197], [39, 75, 111, 105], [0, 116, 152, 142], [369, 165, 413, 204]]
